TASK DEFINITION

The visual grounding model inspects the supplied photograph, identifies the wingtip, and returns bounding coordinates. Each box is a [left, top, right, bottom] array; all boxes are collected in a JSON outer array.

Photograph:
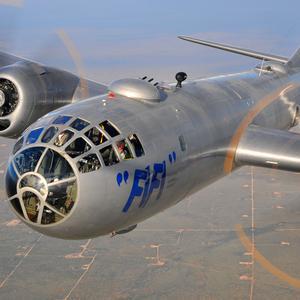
[[178, 35, 188, 40], [178, 36, 197, 43]]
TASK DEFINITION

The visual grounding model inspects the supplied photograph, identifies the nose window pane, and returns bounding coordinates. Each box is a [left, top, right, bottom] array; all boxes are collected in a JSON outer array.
[[54, 130, 74, 147], [19, 175, 47, 196], [52, 115, 72, 125], [99, 120, 120, 137], [42, 127, 58, 143], [100, 145, 119, 166], [77, 154, 101, 173], [13, 136, 24, 154], [22, 191, 40, 223], [65, 137, 91, 158], [38, 148, 75, 183], [70, 118, 90, 131], [116, 140, 133, 160], [41, 207, 63, 225], [128, 134, 145, 157], [85, 127, 107, 145], [6, 163, 18, 197], [47, 180, 77, 215], [26, 128, 44, 144], [14, 147, 45, 175]]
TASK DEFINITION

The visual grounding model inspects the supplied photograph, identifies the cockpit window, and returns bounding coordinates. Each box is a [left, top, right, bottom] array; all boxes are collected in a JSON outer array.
[[13, 136, 24, 154], [41, 207, 64, 225], [26, 128, 44, 145], [77, 154, 101, 173], [42, 127, 59, 143], [70, 118, 90, 131], [38, 148, 75, 183], [20, 175, 47, 196], [99, 145, 119, 166], [22, 191, 40, 222], [178, 135, 187, 152], [99, 120, 120, 137], [52, 115, 72, 125], [128, 134, 145, 157], [54, 129, 74, 147], [65, 137, 91, 158], [85, 127, 107, 146], [47, 180, 77, 216], [116, 139, 133, 160], [14, 147, 45, 175]]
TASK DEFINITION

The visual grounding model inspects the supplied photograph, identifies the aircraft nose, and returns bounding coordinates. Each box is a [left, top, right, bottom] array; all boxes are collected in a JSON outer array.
[[6, 146, 78, 226], [5, 113, 142, 238]]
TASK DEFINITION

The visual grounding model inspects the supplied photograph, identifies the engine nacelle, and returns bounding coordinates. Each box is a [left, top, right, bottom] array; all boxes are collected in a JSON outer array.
[[0, 61, 106, 138]]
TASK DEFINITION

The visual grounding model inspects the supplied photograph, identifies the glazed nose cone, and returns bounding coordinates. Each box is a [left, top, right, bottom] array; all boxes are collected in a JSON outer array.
[[6, 146, 78, 226]]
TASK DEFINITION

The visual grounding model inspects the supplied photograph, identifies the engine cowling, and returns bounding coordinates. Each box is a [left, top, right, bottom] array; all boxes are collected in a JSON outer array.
[[0, 61, 107, 138]]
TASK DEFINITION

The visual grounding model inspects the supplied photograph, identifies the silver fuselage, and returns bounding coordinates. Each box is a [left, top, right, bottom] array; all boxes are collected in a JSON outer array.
[[8, 68, 300, 239]]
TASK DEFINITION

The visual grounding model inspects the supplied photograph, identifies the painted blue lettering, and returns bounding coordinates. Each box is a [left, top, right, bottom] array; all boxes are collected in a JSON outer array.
[[139, 165, 151, 208], [122, 169, 148, 212], [122, 159, 168, 212], [142, 163, 164, 207]]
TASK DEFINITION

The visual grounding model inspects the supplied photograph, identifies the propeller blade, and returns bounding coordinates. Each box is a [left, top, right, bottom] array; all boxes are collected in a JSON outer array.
[[57, 29, 90, 99]]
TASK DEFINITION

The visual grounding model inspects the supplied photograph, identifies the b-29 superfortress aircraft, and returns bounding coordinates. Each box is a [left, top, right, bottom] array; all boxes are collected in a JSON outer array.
[[3, 35, 300, 239]]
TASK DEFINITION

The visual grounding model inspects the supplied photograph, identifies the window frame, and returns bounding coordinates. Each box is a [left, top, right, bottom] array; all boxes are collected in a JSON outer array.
[[69, 118, 90, 131], [52, 115, 73, 125], [76, 153, 102, 174], [99, 144, 120, 167], [99, 120, 121, 138], [26, 127, 44, 145], [53, 129, 75, 148], [41, 126, 59, 144], [84, 126, 109, 146], [65, 136, 92, 159], [127, 133, 145, 158], [115, 139, 134, 160]]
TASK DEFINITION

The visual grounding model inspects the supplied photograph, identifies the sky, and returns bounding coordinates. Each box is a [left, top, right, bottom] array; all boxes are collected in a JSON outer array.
[[1, 2, 300, 298], [0, 0, 300, 82]]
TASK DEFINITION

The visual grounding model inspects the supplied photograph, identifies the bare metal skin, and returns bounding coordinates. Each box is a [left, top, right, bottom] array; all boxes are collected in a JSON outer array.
[[3, 36, 300, 239]]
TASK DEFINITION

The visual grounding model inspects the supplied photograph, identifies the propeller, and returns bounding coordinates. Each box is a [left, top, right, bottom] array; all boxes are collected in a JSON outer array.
[[57, 29, 90, 99]]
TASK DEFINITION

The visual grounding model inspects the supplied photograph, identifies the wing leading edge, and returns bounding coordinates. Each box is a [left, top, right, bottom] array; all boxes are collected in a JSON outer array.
[[178, 35, 289, 64], [235, 125, 300, 172], [0, 51, 27, 68], [0, 50, 108, 94]]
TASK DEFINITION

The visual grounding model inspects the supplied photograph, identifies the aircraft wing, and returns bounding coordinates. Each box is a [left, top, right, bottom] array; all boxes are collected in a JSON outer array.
[[234, 125, 300, 172], [0, 51, 107, 92], [0, 51, 27, 67], [178, 36, 289, 63]]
